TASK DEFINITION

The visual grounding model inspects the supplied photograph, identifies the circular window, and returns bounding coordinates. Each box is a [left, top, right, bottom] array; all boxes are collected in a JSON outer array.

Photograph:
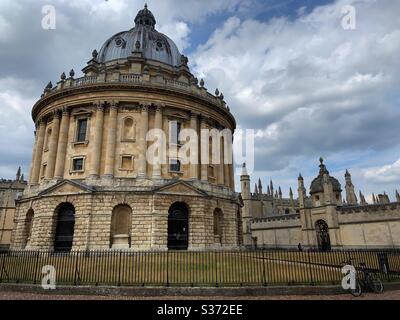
[[115, 37, 126, 48], [155, 40, 164, 51]]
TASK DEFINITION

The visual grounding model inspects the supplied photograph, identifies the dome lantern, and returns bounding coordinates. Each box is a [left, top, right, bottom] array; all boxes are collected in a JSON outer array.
[[134, 3, 156, 29], [310, 158, 342, 195]]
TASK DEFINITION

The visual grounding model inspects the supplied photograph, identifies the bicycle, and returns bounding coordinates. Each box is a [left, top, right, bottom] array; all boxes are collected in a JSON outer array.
[[342, 260, 384, 297]]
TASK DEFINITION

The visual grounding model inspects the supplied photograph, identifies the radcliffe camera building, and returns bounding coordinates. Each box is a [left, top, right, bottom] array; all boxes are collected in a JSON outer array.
[[11, 5, 240, 251]]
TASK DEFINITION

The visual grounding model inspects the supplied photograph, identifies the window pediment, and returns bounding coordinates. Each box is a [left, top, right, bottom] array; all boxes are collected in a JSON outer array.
[[72, 109, 93, 119]]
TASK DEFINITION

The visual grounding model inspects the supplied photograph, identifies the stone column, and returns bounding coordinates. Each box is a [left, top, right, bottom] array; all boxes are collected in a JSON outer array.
[[161, 116, 169, 177], [189, 112, 199, 180], [28, 130, 38, 185], [138, 103, 149, 178], [229, 164, 235, 191], [104, 102, 118, 177], [217, 135, 224, 185], [200, 116, 208, 181], [223, 134, 233, 188], [152, 104, 163, 178], [45, 111, 61, 179], [54, 107, 70, 179], [30, 118, 46, 184], [90, 102, 104, 178], [224, 157, 230, 188]]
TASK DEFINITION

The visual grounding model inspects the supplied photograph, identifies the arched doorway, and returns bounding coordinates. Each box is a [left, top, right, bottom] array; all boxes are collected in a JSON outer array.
[[23, 209, 34, 248], [213, 208, 223, 245], [315, 220, 331, 251], [167, 202, 189, 250], [54, 203, 75, 252], [110, 204, 132, 249]]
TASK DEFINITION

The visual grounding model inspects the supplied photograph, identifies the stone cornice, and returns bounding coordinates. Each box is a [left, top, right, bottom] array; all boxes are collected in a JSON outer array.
[[31, 82, 236, 129]]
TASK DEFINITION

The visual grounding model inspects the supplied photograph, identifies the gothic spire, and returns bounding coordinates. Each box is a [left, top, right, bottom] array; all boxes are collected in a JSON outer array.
[[16, 166, 21, 181], [396, 190, 400, 202]]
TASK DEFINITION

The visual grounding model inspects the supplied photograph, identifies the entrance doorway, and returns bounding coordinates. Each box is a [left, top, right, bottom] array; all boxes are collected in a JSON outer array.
[[315, 219, 331, 251], [54, 203, 75, 252], [167, 202, 189, 250]]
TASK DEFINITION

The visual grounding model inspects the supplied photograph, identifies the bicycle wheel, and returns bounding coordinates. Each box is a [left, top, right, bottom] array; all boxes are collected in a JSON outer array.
[[370, 275, 384, 294], [350, 280, 362, 297]]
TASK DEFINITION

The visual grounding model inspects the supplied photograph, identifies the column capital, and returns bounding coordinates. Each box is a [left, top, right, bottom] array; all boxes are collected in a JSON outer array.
[[190, 111, 200, 119], [52, 109, 61, 120], [199, 114, 209, 125], [95, 103, 104, 112], [35, 117, 45, 128], [154, 103, 165, 112], [94, 101, 105, 112], [139, 102, 150, 112], [61, 106, 70, 116], [110, 100, 119, 109]]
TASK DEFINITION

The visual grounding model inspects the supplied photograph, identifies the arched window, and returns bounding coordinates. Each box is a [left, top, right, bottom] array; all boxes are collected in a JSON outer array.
[[54, 203, 75, 252], [110, 204, 132, 249], [23, 209, 34, 248], [122, 117, 136, 141], [213, 208, 223, 244]]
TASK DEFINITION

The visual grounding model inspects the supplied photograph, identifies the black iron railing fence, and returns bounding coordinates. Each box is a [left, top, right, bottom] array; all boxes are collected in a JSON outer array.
[[0, 249, 399, 287]]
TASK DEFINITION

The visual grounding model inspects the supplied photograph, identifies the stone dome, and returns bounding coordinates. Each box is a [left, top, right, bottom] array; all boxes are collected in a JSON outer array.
[[97, 4, 182, 67], [310, 158, 342, 194]]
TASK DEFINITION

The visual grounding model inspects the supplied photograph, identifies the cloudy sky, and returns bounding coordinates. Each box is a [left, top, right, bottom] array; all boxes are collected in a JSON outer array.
[[0, 0, 399, 201]]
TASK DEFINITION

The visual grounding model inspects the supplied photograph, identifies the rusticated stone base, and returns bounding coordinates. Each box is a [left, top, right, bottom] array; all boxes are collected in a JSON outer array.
[[12, 180, 241, 251]]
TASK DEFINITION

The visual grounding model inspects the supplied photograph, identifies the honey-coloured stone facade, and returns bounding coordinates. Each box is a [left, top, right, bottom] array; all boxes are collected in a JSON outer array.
[[11, 5, 241, 251]]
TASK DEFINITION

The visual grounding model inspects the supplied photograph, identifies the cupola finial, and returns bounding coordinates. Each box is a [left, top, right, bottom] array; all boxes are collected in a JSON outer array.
[[135, 3, 156, 28]]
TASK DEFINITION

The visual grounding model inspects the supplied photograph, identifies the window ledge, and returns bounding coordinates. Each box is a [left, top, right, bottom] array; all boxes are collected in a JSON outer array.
[[169, 142, 183, 148], [69, 170, 84, 174], [72, 140, 89, 146]]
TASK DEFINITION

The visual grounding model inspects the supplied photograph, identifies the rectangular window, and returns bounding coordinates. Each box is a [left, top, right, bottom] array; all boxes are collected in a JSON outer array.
[[120, 155, 134, 170], [76, 119, 88, 142], [208, 165, 215, 178], [41, 164, 47, 178], [72, 158, 84, 172], [169, 159, 181, 172], [170, 121, 182, 145]]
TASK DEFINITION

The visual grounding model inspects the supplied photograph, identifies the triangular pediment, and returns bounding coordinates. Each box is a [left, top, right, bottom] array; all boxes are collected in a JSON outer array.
[[39, 180, 94, 196], [156, 180, 209, 197]]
